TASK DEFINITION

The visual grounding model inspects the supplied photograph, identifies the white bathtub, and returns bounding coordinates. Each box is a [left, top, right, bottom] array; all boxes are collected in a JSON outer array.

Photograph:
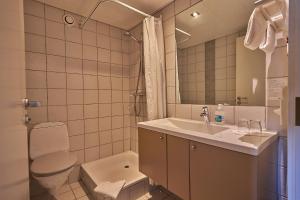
[[80, 151, 148, 200]]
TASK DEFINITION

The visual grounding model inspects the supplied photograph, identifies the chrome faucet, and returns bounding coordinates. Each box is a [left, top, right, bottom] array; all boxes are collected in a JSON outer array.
[[200, 106, 210, 124]]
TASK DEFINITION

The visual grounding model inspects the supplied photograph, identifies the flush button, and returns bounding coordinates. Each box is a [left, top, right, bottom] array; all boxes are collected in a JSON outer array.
[[296, 97, 300, 126]]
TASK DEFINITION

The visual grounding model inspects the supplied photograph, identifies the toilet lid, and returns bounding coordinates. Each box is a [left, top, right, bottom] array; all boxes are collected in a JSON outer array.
[[31, 151, 77, 176]]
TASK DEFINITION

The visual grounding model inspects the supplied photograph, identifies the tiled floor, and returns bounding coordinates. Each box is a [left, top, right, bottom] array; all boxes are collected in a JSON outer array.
[[31, 182, 180, 200], [31, 181, 91, 200]]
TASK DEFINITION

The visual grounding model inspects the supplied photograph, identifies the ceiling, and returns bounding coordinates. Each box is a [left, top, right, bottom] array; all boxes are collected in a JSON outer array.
[[176, 0, 256, 48], [36, 0, 173, 30]]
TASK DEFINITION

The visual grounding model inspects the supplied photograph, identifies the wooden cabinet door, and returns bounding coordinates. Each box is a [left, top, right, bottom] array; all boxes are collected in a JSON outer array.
[[190, 141, 258, 200], [138, 128, 167, 187], [167, 135, 190, 200]]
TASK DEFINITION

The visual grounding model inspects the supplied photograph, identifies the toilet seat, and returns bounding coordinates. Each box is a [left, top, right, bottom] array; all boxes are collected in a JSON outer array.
[[31, 151, 77, 177]]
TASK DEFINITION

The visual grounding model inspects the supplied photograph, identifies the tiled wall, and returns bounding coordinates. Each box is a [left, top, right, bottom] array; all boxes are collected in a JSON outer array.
[[159, 0, 288, 199], [24, 0, 131, 183]]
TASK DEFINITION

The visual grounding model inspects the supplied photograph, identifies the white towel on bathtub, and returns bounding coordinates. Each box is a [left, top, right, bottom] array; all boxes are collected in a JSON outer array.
[[94, 180, 126, 199]]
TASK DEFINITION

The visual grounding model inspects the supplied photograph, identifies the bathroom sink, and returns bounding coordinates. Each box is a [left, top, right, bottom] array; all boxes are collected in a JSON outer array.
[[167, 118, 228, 134], [239, 133, 272, 147]]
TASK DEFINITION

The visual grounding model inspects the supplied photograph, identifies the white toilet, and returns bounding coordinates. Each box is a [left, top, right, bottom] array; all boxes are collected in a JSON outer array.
[[29, 122, 77, 195]]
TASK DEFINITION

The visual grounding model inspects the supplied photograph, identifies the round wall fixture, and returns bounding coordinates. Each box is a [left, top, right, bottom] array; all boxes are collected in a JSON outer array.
[[63, 14, 75, 27]]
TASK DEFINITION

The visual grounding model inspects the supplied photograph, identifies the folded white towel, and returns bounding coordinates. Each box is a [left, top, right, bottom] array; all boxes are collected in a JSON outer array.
[[94, 180, 126, 199], [259, 21, 276, 53], [244, 8, 268, 50]]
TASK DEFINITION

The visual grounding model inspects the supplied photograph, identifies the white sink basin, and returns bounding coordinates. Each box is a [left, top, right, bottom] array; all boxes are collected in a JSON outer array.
[[167, 118, 228, 135]]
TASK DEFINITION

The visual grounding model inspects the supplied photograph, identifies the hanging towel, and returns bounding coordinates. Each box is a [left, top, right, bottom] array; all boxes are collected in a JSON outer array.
[[244, 8, 268, 50], [259, 21, 276, 53], [94, 180, 126, 199]]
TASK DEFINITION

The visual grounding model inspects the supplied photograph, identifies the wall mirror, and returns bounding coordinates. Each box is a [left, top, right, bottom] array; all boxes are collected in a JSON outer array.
[[175, 0, 266, 106]]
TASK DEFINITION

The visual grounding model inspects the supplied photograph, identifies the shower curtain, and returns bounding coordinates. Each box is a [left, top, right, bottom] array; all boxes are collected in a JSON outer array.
[[143, 16, 167, 120]]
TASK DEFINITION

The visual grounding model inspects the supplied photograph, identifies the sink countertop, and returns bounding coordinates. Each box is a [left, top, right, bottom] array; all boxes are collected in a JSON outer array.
[[137, 118, 278, 156]]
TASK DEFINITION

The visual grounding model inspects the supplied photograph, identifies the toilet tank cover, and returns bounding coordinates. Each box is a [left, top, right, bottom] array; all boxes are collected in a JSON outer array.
[[30, 122, 69, 160]]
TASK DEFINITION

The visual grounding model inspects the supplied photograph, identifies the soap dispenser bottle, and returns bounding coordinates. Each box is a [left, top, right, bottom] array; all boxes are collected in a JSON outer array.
[[215, 104, 225, 124]]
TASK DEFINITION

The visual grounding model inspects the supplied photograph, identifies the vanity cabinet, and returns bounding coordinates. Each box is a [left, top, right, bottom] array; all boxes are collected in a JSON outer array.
[[138, 128, 277, 200], [138, 128, 167, 187], [167, 135, 190, 200], [190, 141, 258, 200]]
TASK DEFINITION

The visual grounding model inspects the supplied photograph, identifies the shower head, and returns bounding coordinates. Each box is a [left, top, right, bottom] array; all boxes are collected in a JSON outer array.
[[124, 31, 142, 43]]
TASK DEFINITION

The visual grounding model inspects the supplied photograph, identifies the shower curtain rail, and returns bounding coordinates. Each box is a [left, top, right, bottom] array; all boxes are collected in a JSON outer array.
[[79, 0, 151, 29]]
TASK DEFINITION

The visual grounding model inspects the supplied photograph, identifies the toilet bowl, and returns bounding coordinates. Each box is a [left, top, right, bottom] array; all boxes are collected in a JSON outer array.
[[30, 122, 77, 195]]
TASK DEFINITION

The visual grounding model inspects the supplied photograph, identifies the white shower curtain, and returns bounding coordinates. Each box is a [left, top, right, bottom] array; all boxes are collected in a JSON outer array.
[[143, 16, 167, 120]]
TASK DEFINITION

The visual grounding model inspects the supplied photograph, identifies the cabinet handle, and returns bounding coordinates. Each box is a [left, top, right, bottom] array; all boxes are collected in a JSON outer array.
[[159, 136, 164, 140], [191, 145, 196, 150]]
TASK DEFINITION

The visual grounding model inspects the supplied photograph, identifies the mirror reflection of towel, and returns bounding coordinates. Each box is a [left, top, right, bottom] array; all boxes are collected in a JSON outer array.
[[244, 8, 267, 50]]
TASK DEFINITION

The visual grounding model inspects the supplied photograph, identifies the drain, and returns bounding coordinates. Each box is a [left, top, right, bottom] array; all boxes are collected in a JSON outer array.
[[124, 165, 130, 168]]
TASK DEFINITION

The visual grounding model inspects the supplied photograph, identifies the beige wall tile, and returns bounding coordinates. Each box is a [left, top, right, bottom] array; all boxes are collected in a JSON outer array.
[[68, 105, 84, 120], [25, 52, 46, 71], [176, 104, 192, 119], [66, 42, 82, 59], [65, 27, 82, 43], [100, 130, 112, 145], [25, 33, 45, 53], [67, 74, 83, 89], [82, 30, 97, 46], [47, 72, 66, 88], [97, 34, 110, 49], [24, 0, 44, 17], [24, 14, 45, 35], [47, 55, 65, 72], [85, 118, 99, 133], [112, 103, 123, 116], [66, 58, 82, 74], [97, 22, 110, 35], [69, 135, 84, 151], [46, 37, 65, 56], [48, 89, 66, 106], [84, 90, 98, 104], [68, 120, 84, 136], [84, 146, 100, 162], [112, 128, 123, 142], [99, 90, 112, 103], [99, 103, 112, 117], [83, 45, 97, 61], [83, 60, 97, 75], [98, 48, 110, 62], [85, 133, 99, 148], [84, 104, 98, 119], [83, 19, 97, 33], [83, 75, 98, 89], [48, 106, 67, 121], [113, 141, 123, 154], [46, 20, 65, 40], [112, 116, 123, 129], [100, 143, 112, 158], [45, 5, 64, 23], [26, 70, 46, 88], [98, 76, 111, 89], [99, 117, 112, 131], [67, 90, 83, 105]]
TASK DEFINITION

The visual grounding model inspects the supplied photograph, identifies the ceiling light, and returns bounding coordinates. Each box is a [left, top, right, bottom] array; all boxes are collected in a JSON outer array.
[[191, 11, 200, 18]]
